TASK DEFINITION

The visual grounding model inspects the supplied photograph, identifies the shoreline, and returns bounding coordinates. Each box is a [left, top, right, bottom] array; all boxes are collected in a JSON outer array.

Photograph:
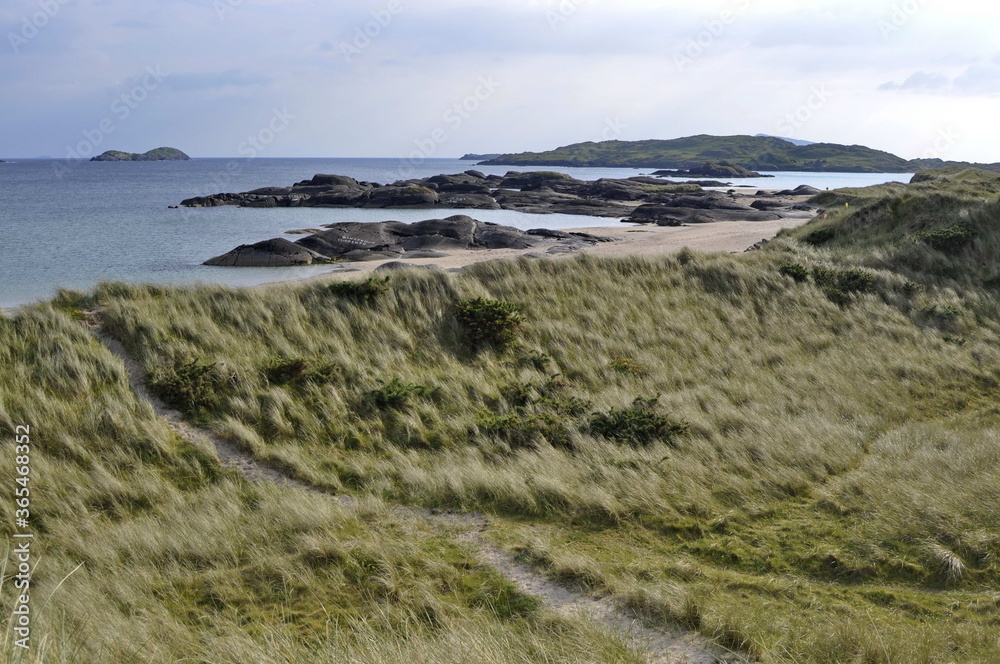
[[0, 213, 812, 316]]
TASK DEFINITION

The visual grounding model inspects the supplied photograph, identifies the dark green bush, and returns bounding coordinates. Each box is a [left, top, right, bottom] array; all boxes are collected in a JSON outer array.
[[328, 277, 390, 304], [264, 357, 340, 386], [365, 377, 435, 409], [812, 267, 875, 304], [912, 222, 976, 253], [455, 297, 524, 350], [590, 396, 688, 447], [150, 356, 230, 414], [475, 410, 568, 449], [778, 262, 809, 283], [610, 355, 650, 375], [803, 227, 836, 246]]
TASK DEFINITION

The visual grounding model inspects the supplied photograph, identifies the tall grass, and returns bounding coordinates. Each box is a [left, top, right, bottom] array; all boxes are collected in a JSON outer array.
[[4, 167, 1000, 661]]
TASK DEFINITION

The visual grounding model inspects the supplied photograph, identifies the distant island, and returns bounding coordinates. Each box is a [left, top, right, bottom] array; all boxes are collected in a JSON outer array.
[[478, 134, 1000, 174], [461, 153, 503, 161], [91, 147, 190, 162]]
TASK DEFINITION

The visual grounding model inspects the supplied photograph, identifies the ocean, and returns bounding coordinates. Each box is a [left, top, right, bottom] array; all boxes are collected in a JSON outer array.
[[0, 157, 912, 308]]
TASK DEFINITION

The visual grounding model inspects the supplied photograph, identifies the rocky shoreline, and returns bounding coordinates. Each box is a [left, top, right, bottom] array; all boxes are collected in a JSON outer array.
[[204, 216, 617, 267], [190, 170, 820, 268], [181, 170, 814, 220]]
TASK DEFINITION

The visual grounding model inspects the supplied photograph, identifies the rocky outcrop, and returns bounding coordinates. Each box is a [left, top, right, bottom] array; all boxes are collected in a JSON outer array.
[[651, 161, 770, 179], [204, 238, 327, 267], [203, 215, 617, 267], [623, 188, 818, 225], [91, 147, 190, 162]]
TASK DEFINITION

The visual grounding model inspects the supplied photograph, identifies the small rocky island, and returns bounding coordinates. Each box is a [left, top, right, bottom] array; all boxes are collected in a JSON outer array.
[[651, 161, 771, 179], [91, 147, 190, 162]]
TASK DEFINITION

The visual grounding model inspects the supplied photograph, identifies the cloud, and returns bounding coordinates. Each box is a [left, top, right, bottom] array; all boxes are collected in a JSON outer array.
[[878, 71, 950, 91], [879, 64, 1000, 96]]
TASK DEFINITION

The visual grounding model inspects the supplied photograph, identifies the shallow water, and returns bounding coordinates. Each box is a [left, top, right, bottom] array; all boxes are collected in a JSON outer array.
[[0, 157, 911, 307]]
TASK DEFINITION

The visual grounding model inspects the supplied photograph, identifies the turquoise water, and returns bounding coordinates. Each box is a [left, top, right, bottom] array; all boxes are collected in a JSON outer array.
[[0, 157, 912, 308]]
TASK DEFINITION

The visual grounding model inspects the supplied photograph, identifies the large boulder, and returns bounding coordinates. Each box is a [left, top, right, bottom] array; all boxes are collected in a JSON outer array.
[[360, 186, 440, 208], [204, 238, 326, 267]]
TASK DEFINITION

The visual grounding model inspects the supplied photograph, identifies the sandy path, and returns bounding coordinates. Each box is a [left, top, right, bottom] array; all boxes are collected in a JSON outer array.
[[94, 326, 745, 664]]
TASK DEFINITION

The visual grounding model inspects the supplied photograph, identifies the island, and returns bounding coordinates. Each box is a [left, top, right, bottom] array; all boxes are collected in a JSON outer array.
[[90, 147, 190, 162], [477, 134, 1000, 174], [460, 153, 503, 160]]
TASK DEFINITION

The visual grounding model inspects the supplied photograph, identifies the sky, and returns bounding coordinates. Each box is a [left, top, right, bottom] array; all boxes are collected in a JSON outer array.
[[2, 0, 1000, 162]]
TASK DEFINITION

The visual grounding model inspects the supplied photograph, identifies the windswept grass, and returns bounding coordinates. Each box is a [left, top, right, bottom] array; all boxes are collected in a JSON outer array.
[[0, 309, 654, 663], [4, 166, 1000, 662]]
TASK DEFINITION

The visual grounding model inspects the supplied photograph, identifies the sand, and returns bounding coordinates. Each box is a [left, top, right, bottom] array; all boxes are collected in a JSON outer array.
[[277, 214, 815, 288]]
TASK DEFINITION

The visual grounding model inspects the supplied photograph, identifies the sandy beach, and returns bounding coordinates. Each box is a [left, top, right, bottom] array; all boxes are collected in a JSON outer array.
[[274, 214, 814, 288]]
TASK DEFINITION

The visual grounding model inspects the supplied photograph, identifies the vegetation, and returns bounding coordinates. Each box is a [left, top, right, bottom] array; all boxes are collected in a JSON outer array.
[[89, 147, 190, 162], [481, 133, 1000, 173], [4, 166, 1000, 661]]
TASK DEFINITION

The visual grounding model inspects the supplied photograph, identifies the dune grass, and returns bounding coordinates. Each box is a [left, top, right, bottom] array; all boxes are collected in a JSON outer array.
[[3, 167, 1000, 662], [0, 308, 653, 664]]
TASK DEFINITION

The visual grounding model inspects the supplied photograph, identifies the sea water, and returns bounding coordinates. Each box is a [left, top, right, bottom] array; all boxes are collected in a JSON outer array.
[[0, 157, 912, 308]]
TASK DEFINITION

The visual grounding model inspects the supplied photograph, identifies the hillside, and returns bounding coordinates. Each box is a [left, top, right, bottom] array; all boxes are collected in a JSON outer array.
[[2, 167, 1000, 662], [90, 147, 190, 162], [480, 134, 1000, 173]]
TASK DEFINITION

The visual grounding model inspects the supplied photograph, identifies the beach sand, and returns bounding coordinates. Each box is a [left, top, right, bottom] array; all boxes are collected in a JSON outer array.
[[275, 214, 814, 289]]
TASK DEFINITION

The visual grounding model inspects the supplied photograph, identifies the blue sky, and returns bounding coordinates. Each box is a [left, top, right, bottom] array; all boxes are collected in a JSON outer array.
[[2, 0, 1000, 161]]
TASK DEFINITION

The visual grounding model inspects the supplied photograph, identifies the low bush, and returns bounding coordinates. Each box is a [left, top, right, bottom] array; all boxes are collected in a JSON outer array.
[[328, 277, 391, 304], [365, 377, 436, 409], [590, 396, 689, 447], [455, 297, 524, 350], [150, 356, 231, 414], [778, 262, 809, 283], [803, 227, 836, 246], [912, 222, 976, 253], [264, 357, 340, 386]]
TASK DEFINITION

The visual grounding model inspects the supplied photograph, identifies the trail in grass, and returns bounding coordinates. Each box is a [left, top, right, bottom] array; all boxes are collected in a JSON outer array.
[[96, 327, 744, 664]]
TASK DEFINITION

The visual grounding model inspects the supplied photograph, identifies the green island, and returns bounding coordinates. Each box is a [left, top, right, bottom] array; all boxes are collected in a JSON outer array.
[[90, 147, 190, 162], [2, 166, 1000, 663], [480, 134, 1000, 173]]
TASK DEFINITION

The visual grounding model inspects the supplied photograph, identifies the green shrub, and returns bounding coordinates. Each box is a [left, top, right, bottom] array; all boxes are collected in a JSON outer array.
[[803, 227, 836, 246], [610, 355, 650, 376], [455, 297, 524, 350], [912, 222, 976, 253], [150, 356, 231, 414], [264, 357, 340, 386], [328, 277, 390, 303], [475, 410, 568, 449], [812, 267, 875, 303], [778, 262, 809, 283], [590, 396, 689, 447], [365, 377, 435, 409]]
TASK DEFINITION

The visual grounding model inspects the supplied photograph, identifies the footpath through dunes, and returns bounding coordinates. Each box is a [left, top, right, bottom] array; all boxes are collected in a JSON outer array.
[[92, 315, 743, 664]]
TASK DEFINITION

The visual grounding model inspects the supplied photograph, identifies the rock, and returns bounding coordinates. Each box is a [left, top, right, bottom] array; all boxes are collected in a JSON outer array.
[[375, 262, 443, 272], [204, 238, 326, 267], [750, 199, 790, 211], [777, 184, 822, 196], [360, 186, 440, 208], [624, 204, 781, 225], [652, 162, 769, 178], [207, 215, 619, 267]]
